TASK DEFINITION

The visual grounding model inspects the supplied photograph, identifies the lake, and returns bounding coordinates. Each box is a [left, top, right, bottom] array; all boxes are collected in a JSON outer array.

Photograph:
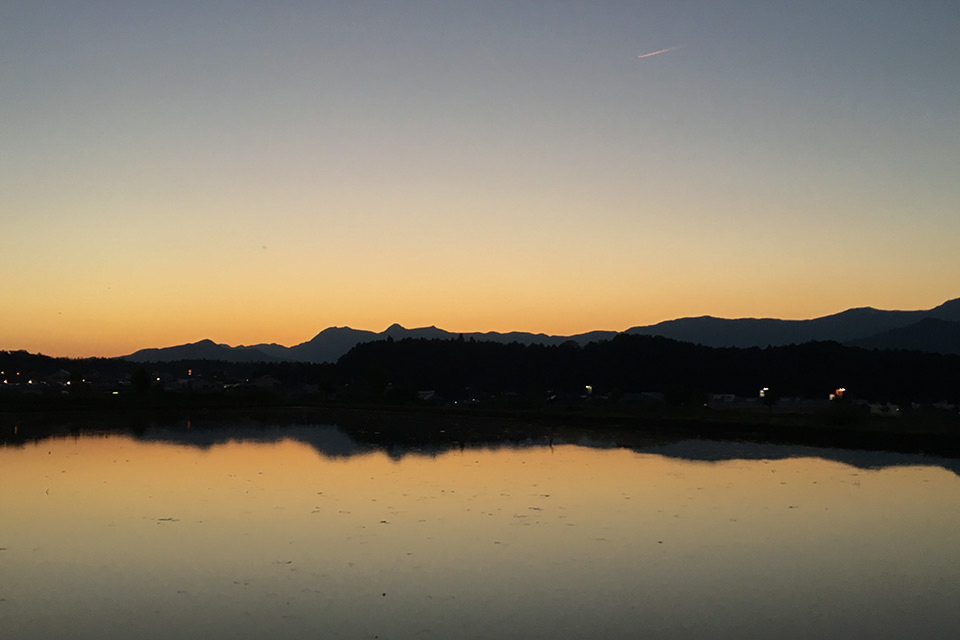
[[2, 417, 959, 639]]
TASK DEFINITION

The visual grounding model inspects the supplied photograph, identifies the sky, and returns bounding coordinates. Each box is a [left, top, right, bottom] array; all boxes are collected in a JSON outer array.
[[3, 1, 959, 358]]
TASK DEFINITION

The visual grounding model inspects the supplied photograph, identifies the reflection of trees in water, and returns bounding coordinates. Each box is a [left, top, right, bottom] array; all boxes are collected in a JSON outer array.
[[3, 413, 959, 477]]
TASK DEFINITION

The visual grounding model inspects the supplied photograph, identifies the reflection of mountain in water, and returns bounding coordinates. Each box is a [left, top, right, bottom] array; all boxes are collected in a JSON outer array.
[[640, 439, 960, 477], [136, 424, 369, 459], [134, 422, 580, 461], [3, 417, 960, 477]]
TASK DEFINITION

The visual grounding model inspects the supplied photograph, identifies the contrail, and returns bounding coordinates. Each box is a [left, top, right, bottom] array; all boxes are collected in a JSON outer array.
[[637, 45, 683, 59]]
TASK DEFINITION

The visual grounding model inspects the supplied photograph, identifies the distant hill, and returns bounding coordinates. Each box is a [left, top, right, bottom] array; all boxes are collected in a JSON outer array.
[[847, 318, 960, 355], [120, 325, 617, 364], [240, 342, 296, 361], [124, 339, 282, 363], [286, 327, 378, 363], [119, 298, 960, 363], [627, 298, 960, 350]]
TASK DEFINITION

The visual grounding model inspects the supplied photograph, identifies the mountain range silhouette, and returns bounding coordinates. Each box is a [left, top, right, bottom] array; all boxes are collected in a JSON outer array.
[[122, 298, 960, 363]]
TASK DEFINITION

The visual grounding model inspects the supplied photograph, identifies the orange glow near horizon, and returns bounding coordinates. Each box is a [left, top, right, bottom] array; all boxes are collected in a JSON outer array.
[[5, 175, 958, 357], [3, 283, 957, 359]]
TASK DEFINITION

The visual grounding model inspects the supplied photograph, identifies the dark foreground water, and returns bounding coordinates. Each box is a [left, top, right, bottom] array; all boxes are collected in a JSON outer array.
[[2, 420, 959, 639]]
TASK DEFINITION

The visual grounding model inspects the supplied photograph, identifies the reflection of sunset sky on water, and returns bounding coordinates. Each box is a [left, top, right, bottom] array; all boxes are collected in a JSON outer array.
[[3, 428, 960, 639]]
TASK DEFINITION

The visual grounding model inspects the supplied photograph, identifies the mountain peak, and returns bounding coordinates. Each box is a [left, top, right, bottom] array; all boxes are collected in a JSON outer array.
[[118, 296, 960, 363], [382, 323, 410, 336], [313, 326, 359, 337], [930, 298, 960, 321]]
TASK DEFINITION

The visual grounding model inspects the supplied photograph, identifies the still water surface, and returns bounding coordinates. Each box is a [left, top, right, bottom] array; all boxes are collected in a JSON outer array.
[[2, 421, 959, 639]]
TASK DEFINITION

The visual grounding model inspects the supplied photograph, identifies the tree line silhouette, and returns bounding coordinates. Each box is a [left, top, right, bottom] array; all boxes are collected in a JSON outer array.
[[336, 334, 959, 404], [2, 334, 959, 408]]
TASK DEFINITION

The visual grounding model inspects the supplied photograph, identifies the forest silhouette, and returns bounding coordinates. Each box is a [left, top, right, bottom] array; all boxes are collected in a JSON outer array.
[[3, 333, 959, 406]]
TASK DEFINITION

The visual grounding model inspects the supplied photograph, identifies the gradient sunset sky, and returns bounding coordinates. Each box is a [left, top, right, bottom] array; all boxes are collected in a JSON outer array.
[[3, 1, 959, 357]]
